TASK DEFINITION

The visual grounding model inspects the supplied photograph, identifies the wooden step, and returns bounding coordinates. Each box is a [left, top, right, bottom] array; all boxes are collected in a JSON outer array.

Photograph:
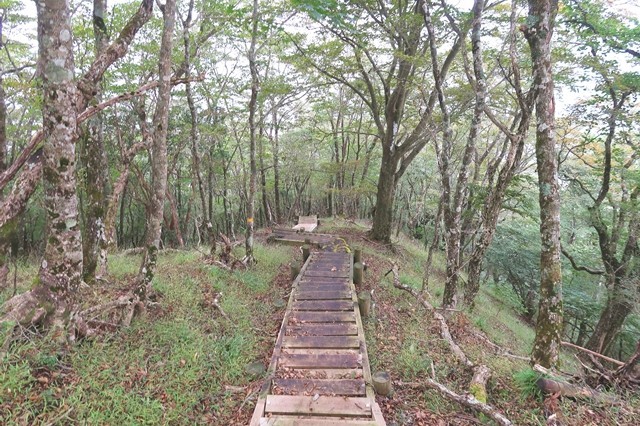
[[259, 417, 379, 426], [292, 300, 353, 311], [272, 378, 366, 396], [282, 335, 360, 349], [276, 368, 363, 380], [279, 353, 362, 369], [295, 290, 352, 300], [264, 395, 372, 417], [290, 312, 356, 323], [297, 285, 352, 294], [304, 271, 351, 278], [286, 323, 358, 336]]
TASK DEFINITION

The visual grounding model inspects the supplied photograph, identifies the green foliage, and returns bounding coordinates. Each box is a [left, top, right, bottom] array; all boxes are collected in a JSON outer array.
[[0, 361, 33, 404], [397, 340, 432, 378], [513, 368, 543, 400]]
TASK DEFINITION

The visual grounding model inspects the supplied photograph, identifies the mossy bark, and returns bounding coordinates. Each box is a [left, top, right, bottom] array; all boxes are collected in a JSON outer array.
[[136, 0, 175, 294], [524, 0, 563, 369], [81, 0, 110, 283]]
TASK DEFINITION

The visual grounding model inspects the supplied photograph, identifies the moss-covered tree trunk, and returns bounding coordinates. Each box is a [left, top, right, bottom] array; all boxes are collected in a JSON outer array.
[[0, 76, 8, 287], [370, 147, 398, 244], [524, 0, 563, 369], [136, 0, 176, 297], [82, 0, 110, 283], [37, 0, 83, 336]]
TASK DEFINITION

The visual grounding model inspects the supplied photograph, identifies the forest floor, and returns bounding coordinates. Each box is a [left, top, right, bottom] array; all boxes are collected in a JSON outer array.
[[1, 218, 638, 425]]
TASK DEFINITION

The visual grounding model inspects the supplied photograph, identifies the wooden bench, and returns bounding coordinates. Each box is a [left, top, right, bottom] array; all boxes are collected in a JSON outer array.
[[293, 215, 318, 233]]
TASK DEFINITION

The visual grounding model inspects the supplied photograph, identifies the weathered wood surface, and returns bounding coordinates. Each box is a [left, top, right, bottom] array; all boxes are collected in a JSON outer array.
[[286, 323, 358, 336], [273, 378, 366, 396], [250, 251, 385, 425], [293, 215, 318, 232]]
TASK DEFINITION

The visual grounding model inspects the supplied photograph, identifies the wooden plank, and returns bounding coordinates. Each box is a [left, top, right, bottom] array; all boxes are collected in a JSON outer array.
[[297, 215, 318, 224], [282, 369, 364, 380], [286, 323, 358, 336], [282, 348, 359, 356], [295, 290, 351, 300], [290, 312, 356, 323], [299, 278, 350, 284], [293, 223, 317, 232], [297, 286, 351, 295], [304, 271, 350, 278], [279, 353, 362, 369], [292, 300, 353, 311], [272, 378, 366, 396], [259, 417, 379, 426], [282, 335, 360, 349], [264, 395, 372, 417]]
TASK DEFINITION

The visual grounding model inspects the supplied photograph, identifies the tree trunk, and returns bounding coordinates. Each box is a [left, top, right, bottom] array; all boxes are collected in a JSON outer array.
[[524, 0, 563, 369], [182, 0, 208, 231], [0, 77, 8, 287], [136, 0, 175, 297], [370, 147, 397, 244], [37, 0, 83, 334], [244, 0, 259, 264], [586, 281, 634, 356], [271, 103, 282, 223], [82, 0, 110, 284]]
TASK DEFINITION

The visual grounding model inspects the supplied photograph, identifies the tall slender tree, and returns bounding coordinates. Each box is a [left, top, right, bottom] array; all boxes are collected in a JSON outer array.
[[244, 0, 259, 264], [82, 0, 110, 283], [524, 0, 564, 368], [136, 0, 176, 297]]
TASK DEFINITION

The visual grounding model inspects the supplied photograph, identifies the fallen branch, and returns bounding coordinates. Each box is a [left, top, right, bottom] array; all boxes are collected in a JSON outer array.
[[470, 329, 530, 361], [561, 341, 624, 367], [396, 379, 512, 426], [387, 263, 472, 368], [387, 262, 507, 421], [212, 293, 229, 321], [533, 364, 619, 404]]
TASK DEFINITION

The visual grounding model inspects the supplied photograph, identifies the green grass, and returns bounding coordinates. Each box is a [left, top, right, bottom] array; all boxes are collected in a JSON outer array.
[[0, 242, 295, 424]]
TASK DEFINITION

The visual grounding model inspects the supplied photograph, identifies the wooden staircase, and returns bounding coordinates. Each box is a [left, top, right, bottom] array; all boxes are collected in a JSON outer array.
[[250, 251, 386, 425]]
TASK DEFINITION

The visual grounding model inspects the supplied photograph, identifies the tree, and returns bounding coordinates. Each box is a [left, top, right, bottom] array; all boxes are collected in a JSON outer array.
[[523, 0, 564, 368], [560, 0, 640, 356], [244, 0, 259, 264], [136, 0, 176, 297], [292, 0, 468, 244], [1, 0, 155, 332], [82, 0, 111, 283]]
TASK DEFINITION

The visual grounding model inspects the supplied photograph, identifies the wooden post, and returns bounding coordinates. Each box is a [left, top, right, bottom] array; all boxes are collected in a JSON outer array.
[[354, 248, 362, 264], [302, 245, 311, 262], [353, 262, 363, 285], [372, 371, 392, 396], [358, 291, 371, 317], [290, 264, 300, 281]]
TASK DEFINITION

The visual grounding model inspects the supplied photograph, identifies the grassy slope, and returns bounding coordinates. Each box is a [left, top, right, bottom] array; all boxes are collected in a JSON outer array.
[[1, 220, 637, 425], [1, 243, 296, 425]]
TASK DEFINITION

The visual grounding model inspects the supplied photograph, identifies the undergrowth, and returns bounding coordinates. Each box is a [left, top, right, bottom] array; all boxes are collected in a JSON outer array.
[[0, 243, 294, 425], [1, 219, 637, 425]]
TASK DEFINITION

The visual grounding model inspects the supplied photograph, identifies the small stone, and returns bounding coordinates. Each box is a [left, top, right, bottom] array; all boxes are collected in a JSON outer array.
[[245, 361, 266, 377]]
